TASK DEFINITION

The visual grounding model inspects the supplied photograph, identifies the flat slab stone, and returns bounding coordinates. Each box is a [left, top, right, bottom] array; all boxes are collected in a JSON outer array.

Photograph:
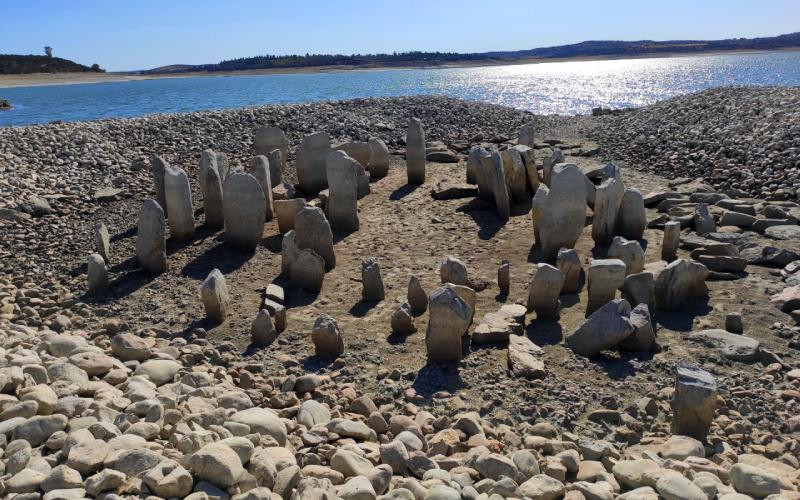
[[508, 335, 545, 379], [689, 329, 760, 362], [765, 225, 800, 240], [430, 180, 478, 200]]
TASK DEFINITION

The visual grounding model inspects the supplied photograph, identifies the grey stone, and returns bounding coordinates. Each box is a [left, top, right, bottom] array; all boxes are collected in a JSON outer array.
[[200, 149, 225, 229], [592, 170, 624, 245], [200, 269, 230, 324], [566, 299, 634, 357], [440, 255, 469, 286], [671, 362, 717, 441], [729, 463, 781, 498], [326, 150, 360, 231], [764, 224, 800, 240], [93, 222, 111, 264], [532, 164, 588, 260], [690, 329, 760, 362], [619, 188, 647, 240], [542, 148, 565, 187], [249, 155, 275, 221], [527, 263, 565, 317], [621, 272, 656, 312], [251, 309, 277, 347], [291, 248, 326, 293], [694, 203, 716, 235], [87, 254, 109, 296], [164, 165, 194, 241], [470, 146, 493, 198], [586, 259, 626, 316], [295, 206, 335, 269], [136, 199, 167, 274], [254, 126, 288, 175], [391, 302, 417, 335], [406, 118, 426, 184], [661, 221, 681, 261], [362, 257, 385, 301], [619, 304, 656, 351], [501, 147, 529, 204], [190, 442, 245, 487], [275, 198, 306, 234], [498, 260, 510, 296], [426, 286, 471, 362], [223, 172, 266, 250], [297, 131, 331, 194], [557, 248, 582, 294], [149, 155, 168, 217], [408, 275, 428, 315], [368, 137, 390, 178], [508, 334, 545, 379], [490, 151, 511, 220], [267, 148, 284, 187], [608, 236, 645, 275], [654, 259, 709, 311], [725, 312, 743, 333], [518, 123, 535, 147], [312, 313, 344, 357]]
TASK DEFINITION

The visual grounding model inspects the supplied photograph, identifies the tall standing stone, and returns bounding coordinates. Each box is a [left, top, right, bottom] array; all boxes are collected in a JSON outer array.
[[408, 275, 428, 315], [556, 248, 582, 294], [164, 166, 194, 241], [671, 362, 718, 441], [368, 137, 390, 178], [335, 141, 371, 168], [498, 261, 510, 296], [586, 259, 626, 316], [694, 203, 716, 235], [275, 198, 306, 234], [137, 199, 167, 274], [618, 188, 646, 240], [326, 150, 360, 231], [440, 256, 469, 286], [607, 236, 645, 275], [500, 148, 528, 204], [254, 126, 288, 174], [249, 156, 275, 221], [542, 148, 565, 187], [150, 155, 168, 217], [267, 149, 283, 187], [362, 257, 385, 302], [296, 131, 331, 194], [592, 175, 624, 245], [512, 144, 539, 193], [312, 313, 344, 357], [527, 264, 565, 318], [200, 269, 230, 324], [490, 151, 511, 221], [215, 152, 230, 181], [94, 222, 111, 264], [470, 147, 493, 199], [87, 254, 109, 296], [295, 207, 335, 269], [531, 164, 588, 260], [661, 221, 681, 261], [518, 124, 535, 148], [426, 286, 471, 363], [223, 172, 266, 251], [406, 118, 426, 184], [200, 150, 224, 230]]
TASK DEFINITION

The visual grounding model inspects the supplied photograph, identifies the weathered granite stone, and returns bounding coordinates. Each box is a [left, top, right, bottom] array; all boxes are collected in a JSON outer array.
[[518, 124, 535, 147], [542, 148, 565, 187], [295, 207, 335, 269], [619, 188, 646, 240], [391, 303, 417, 335], [440, 256, 469, 286], [250, 155, 275, 221], [566, 299, 634, 357], [223, 172, 266, 250], [531, 164, 587, 260], [592, 173, 624, 245], [291, 249, 326, 293], [498, 260, 510, 296], [426, 286, 471, 362], [251, 309, 277, 347], [512, 144, 539, 193], [362, 257, 385, 301], [87, 254, 109, 296], [501, 147, 529, 204], [275, 198, 306, 234], [200, 150, 225, 230], [621, 271, 656, 312], [267, 149, 283, 187], [490, 151, 511, 220], [368, 137, 390, 178], [164, 166, 194, 241], [694, 203, 716, 235], [312, 313, 344, 357], [508, 334, 545, 379], [335, 141, 371, 169], [94, 222, 111, 264], [150, 155, 168, 217], [297, 131, 331, 194], [254, 126, 288, 174], [557, 248, 582, 293], [586, 259, 626, 316], [137, 199, 167, 274], [619, 304, 656, 352], [408, 275, 428, 315], [689, 329, 759, 362], [527, 264, 565, 318], [201, 269, 230, 324], [654, 259, 709, 311], [608, 236, 645, 275], [326, 150, 360, 231], [671, 362, 717, 441], [406, 118, 426, 184], [662, 221, 681, 261], [470, 146, 493, 199]]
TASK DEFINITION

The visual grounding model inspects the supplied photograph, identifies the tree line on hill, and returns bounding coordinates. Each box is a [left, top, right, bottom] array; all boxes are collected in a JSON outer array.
[[0, 55, 103, 75]]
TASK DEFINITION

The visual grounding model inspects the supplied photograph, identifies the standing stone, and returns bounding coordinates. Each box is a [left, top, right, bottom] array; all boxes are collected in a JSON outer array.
[[275, 198, 306, 234], [249, 156, 275, 221], [296, 132, 331, 194], [471, 147, 494, 199], [150, 155, 168, 217], [621, 272, 656, 313], [619, 304, 656, 352], [200, 269, 229, 324], [445, 283, 476, 328], [254, 126, 288, 174], [694, 203, 716, 235], [527, 264, 565, 318], [531, 164, 588, 260], [311, 313, 344, 357], [556, 248, 582, 294], [267, 149, 283, 187], [326, 150, 360, 231], [619, 188, 646, 240], [586, 259, 627, 316], [368, 137, 390, 178], [440, 256, 468, 286], [137, 199, 167, 274], [87, 254, 109, 296], [362, 257, 385, 302], [291, 249, 326, 293], [251, 309, 277, 347], [542, 148, 565, 187], [215, 152, 230, 180], [725, 312, 743, 334], [607, 236, 645, 275], [592, 176, 624, 245], [391, 303, 417, 335], [406, 118, 426, 184], [518, 124, 535, 147], [408, 275, 428, 315], [426, 286, 471, 363], [498, 261, 510, 296], [200, 150, 224, 230], [335, 141, 371, 168], [223, 173, 266, 251], [662, 221, 681, 261], [671, 363, 718, 441], [566, 299, 634, 357], [500, 148, 529, 204], [164, 166, 194, 241], [488, 151, 512, 220], [654, 259, 709, 311], [513, 144, 540, 193], [295, 207, 335, 269], [94, 222, 111, 264]]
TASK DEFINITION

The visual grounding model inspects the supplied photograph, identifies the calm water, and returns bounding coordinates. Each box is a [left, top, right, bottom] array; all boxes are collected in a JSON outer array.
[[2, 51, 800, 127]]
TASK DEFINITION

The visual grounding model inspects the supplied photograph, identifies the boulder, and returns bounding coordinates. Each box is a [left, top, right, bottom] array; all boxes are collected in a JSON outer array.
[[729, 463, 781, 498], [390, 303, 417, 335], [87, 254, 109, 296], [312, 313, 344, 357], [693, 203, 716, 235], [621, 272, 656, 313], [586, 259, 626, 316], [426, 286, 471, 362], [501, 147, 528, 204], [542, 148, 565, 187], [200, 149, 225, 229], [527, 264, 565, 317], [368, 137, 390, 178], [251, 309, 277, 347], [619, 188, 646, 240], [190, 442, 245, 487], [470, 146, 493, 199], [557, 248, 582, 293], [690, 329, 760, 362], [532, 164, 588, 259], [407, 275, 428, 315], [291, 248, 326, 293], [608, 236, 645, 275], [249, 155, 275, 221], [295, 206, 335, 269], [200, 269, 230, 324], [362, 257, 385, 301], [592, 172, 624, 245], [671, 362, 717, 441], [566, 299, 634, 357], [440, 255, 469, 286], [508, 334, 545, 379], [619, 304, 656, 352], [275, 198, 306, 234], [490, 151, 511, 220], [654, 259, 709, 311]]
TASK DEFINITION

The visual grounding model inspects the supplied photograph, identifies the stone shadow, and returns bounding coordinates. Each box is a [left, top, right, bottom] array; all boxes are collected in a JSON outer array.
[[655, 297, 712, 332], [181, 242, 253, 280], [260, 233, 283, 254], [301, 355, 337, 373], [457, 199, 507, 240], [526, 318, 563, 346], [389, 184, 420, 201], [110, 226, 136, 243], [412, 363, 465, 399], [349, 300, 379, 318], [591, 352, 637, 380]]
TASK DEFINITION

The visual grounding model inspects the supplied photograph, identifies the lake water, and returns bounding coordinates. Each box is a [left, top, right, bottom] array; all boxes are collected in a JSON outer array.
[[2, 51, 800, 127]]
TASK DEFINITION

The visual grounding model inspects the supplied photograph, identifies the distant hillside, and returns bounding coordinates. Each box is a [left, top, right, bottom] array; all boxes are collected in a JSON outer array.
[[142, 32, 800, 74], [0, 55, 103, 75]]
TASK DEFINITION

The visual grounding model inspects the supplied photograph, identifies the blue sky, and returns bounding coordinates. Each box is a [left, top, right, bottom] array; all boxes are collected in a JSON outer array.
[[1, 0, 798, 71]]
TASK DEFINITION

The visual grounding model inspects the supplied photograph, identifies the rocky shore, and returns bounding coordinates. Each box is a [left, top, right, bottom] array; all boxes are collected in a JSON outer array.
[[0, 90, 798, 499]]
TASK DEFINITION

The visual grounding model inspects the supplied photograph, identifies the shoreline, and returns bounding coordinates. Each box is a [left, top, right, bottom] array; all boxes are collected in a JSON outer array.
[[1, 47, 798, 89]]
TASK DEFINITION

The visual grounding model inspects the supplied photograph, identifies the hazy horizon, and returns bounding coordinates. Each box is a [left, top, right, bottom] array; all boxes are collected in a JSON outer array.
[[1, 0, 799, 72]]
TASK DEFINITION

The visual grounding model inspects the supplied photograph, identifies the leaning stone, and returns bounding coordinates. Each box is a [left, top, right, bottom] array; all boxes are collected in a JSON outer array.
[[501, 147, 529, 204], [94, 222, 111, 264], [295, 206, 335, 269], [689, 329, 759, 362], [661, 221, 681, 261], [87, 254, 109, 296], [542, 148, 565, 187], [426, 286, 471, 362], [164, 166, 195, 241], [527, 264, 565, 318], [592, 171, 624, 245], [200, 150, 225, 229], [267, 148, 284, 187], [312, 313, 344, 357], [621, 272, 656, 312], [149, 155, 168, 217], [654, 259, 709, 311], [671, 362, 718, 441], [406, 118, 426, 184], [498, 260, 510, 296], [557, 248, 582, 294], [251, 309, 277, 347], [215, 151, 231, 180], [281, 230, 301, 275], [291, 249, 326, 293], [532, 164, 588, 260], [619, 304, 656, 352], [619, 188, 646, 240], [249, 155, 275, 221], [608, 236, 645, 275], [254, 126, 288, 175], [440, 255, 469, 286], [408, 275, 428, 315], [200, 269, 230, 324], [586, 259, 626, 316], [391, 303, 417, 335], [275, 198, 306, 234], [368, 137, 390, 178], [223, 172, 266, 250], [470, 146, 494, 199], [326, 150, 360, 231], [566, 299, 634, 357], [362, 257, 385, 301], [508, 335, 545, 379], [137, 199, 167, 274], [490, 151, 511, 220], [297, 131, 332, 194]]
